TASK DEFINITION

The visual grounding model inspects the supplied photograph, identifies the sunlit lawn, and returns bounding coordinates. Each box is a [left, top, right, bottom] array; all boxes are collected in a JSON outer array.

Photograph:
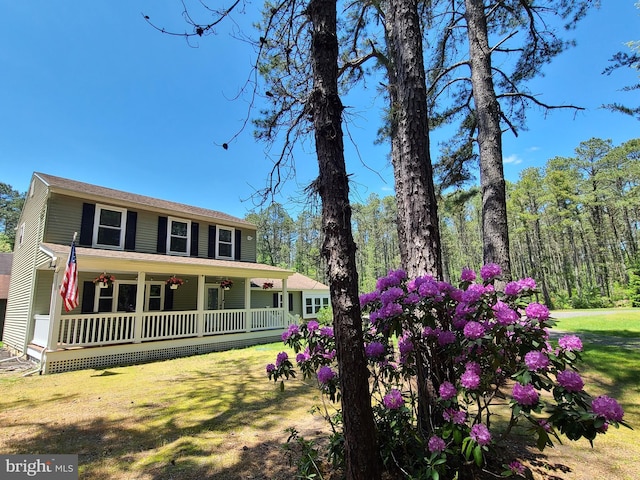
[[554, 309, 640, 338]]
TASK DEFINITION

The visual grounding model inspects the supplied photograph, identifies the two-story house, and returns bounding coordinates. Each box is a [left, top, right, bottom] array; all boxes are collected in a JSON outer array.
[[3, 172, 329, 374]]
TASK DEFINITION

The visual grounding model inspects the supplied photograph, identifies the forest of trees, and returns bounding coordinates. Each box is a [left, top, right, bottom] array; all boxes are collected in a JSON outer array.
[[248, 136, 640, 309]]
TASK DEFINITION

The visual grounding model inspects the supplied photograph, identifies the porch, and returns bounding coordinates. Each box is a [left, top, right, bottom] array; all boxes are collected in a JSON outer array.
[[30, 308, 296, 373]]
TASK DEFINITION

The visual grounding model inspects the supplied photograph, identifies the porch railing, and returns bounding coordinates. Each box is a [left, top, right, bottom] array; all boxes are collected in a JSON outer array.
[[34, 308, 297, 349]]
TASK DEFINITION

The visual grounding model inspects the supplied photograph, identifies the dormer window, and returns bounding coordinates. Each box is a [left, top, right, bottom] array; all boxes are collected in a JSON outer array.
[[216, 226, 234, 259], [93, 204, 126, 249], [168, 217, 191, 255]]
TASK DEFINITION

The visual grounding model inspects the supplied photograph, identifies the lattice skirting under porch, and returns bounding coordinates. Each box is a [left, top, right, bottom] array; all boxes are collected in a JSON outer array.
[[42, 332, 282, 374]]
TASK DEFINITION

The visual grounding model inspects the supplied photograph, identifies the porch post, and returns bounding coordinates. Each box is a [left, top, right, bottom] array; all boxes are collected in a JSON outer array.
[[197, 274, 205, 337], [133, 272, 146, 343], [282, 278, 289, 325], [245, 277, 251, 332], [45, 268, 63, 351]]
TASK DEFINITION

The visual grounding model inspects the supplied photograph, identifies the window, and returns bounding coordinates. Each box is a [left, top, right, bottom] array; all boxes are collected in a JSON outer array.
[[303, 293, 330, 319], [18, 222, 25, 247], [93, 204, 127, 249], [167, 217, 191, 255], [216, 226, 234, 259]]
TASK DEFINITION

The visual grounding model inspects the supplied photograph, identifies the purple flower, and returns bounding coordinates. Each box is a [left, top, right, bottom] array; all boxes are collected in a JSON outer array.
[[418, 280, 440, 298], [525, 302, 550, 321], [538, 419, 551, 432], [276, 351, 289, 367], [443, 408, 467, 425], [306, 320, 319, 332], [557, 370, 584, 392], [460, 370, 480, 390], [465, 361, 481, 375], [428, 436, 446, 453], [558, 335, 583, 352], [512, 382, 539, 406], [319, 326, 334, 337], [493, 301, 519, 325], [470, 424, 492, 446], [296, 351, 310, 363], [365, 341, 385, 358], [524, 351, 550, 371], [317, 366, 335, 384], [518, 277, 537, 291], [404, 292, 421, 304], [378, 302, 404, 320], [383, 389, 404, 409], [282, 324, 299, 341], [503, 281, 522, 296], [376, 270, 406, 290], [460, 267, 476, 282], [462, 283, 486, 303], [463, 321, 485, 340], [266, 363, 276, 373], [508, 461, 525, 475], [359, 291, 379, 307], [480, 263, 502, 281], [437, 330, 456, 346], [439, 381, 457, 401], [592, 395, 624, 422], [398, 334, 414, 356], [381, 287, 404, 305]]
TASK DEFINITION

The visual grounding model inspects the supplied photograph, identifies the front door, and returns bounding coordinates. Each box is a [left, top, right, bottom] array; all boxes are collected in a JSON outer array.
[[206, 285, 222, 310]]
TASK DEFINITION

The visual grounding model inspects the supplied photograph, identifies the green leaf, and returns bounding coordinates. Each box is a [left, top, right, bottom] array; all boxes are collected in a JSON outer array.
[[473, 445, 483, 467]]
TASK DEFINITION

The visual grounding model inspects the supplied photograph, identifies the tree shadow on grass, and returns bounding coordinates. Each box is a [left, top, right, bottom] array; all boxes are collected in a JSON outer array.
[[2, 356, 325, 480]]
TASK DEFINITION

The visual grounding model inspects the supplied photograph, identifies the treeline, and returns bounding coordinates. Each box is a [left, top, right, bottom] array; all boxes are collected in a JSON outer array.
[[247, 137, 640, 308]]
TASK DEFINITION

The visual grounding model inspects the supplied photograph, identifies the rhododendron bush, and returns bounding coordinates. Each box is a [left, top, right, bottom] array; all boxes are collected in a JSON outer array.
[[267, 265, 630, 478]]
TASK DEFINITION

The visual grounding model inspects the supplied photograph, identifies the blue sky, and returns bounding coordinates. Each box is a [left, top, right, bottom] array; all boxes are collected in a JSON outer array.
[[1, 1, 638, 219]]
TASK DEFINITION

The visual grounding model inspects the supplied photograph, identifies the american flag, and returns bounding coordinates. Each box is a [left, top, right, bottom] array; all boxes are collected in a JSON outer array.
[[60, 240, 79, 312]]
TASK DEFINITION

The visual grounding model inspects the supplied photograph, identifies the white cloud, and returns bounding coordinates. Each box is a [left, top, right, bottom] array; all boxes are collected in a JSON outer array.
[[503, 154, 523, 165]]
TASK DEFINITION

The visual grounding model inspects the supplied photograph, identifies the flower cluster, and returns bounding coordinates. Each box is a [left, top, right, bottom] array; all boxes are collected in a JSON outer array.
[[262, 281, 274, 289], [266, 265, 630, 479], [166, 276, 184, 286], [93, 273, 115, 285], [220, 279, 233, 289]]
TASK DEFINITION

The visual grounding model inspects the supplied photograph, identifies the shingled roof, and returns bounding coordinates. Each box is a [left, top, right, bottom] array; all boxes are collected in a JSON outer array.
[[34, 172, 255, 228]]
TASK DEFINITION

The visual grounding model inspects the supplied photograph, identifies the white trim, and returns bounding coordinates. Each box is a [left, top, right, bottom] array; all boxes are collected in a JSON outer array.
[[92, 204, 127, 250], [215, 225, 235, 260], [167, 216, 191, 256], [302, 292, 331, 319]]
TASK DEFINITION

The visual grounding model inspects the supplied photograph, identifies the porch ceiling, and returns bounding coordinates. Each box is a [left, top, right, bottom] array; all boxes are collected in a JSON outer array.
[[39, 242, 293, 279]]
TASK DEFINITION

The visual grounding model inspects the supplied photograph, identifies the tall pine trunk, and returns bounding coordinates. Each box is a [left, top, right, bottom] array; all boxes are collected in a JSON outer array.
[[385, 0, 442, 280], [307, 1, 381, 478], [384, 0, 445, 436], [464, 0, 512, 281]]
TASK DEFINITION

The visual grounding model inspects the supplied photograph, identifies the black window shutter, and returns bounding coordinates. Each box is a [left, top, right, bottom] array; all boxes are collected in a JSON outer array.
[[235, 229, 242, 260], [164, 286, 174, 311], [79, 203, 95, 246], [124, 211, 137, 251], [288, 293, 294, 311], [208, 225, 216, 258], [190, 222, 199, 257], [81, 281, 96, 313], [157, 216, 167, 253], [272, 293, 278, 308]]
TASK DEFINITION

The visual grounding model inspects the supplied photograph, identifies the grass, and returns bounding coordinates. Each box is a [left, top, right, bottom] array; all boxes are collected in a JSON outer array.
[[554, 309, 640, 338], [0, 312, 638, 479], [0, 344, 328, 480]]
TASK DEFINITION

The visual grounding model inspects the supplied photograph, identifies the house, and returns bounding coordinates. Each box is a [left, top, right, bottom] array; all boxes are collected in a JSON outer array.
[[0, 253, 12, 339], [3, 173, 329, 374]]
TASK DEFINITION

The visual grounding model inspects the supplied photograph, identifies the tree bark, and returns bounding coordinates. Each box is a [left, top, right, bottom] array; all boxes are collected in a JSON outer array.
[[464, 0, 512, 281], [384, 0, 442, 280], [307, 1, 381, 478]]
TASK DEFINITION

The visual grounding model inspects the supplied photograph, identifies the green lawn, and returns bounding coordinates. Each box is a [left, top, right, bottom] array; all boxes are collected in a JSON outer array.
[[553, 309, 640, 338]]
